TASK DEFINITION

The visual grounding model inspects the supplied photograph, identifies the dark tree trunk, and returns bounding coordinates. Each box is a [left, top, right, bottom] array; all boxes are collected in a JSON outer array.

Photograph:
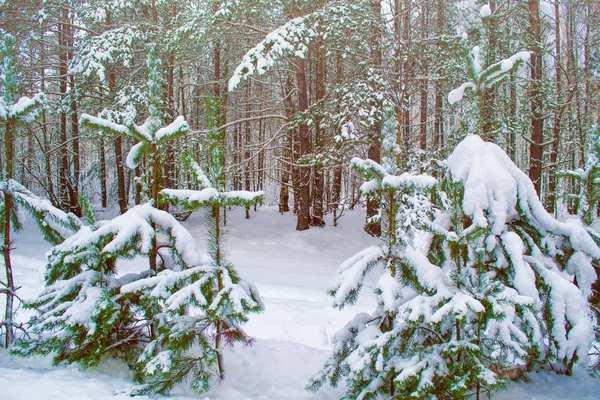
[[245, 81, 252, 219], [365, 0, 383, 236], [419, 0, 429, 151], [311, 38, 325, 227], [295, 55, 311, 231], [433, 0, 445, 151], [57, 8, 70, 211], [527, 0, 544, 196]]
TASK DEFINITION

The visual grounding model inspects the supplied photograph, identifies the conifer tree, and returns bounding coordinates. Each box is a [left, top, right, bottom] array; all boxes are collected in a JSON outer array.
[[80, 45, 189, 272], [160, 97, 265, 379], [0, 33, 77, 347], [447, 6, 530, 142], [309, 135, 599, 399], [17, 49, 263, 396], [559, 127, 600, 226]]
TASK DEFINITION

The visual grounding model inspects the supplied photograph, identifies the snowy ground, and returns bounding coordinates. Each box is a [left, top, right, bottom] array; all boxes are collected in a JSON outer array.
[[2, 206, 599, 399]]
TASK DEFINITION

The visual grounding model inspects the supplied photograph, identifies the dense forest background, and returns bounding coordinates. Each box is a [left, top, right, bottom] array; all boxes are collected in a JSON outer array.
[[0, 0, 598, 231]]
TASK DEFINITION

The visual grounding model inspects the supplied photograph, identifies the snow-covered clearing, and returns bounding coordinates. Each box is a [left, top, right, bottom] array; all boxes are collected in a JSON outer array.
[[2, 207, 599, 399]]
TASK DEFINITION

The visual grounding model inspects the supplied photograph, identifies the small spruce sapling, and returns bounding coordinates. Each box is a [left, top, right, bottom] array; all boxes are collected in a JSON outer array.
[[309, 135, 600, 399], [558, 127, 600, 372], [160, 97, 264, 380]]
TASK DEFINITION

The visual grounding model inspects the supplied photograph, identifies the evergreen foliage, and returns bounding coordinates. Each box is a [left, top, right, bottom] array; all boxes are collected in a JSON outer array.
[[559, 127, 600, 226], [160, 96, 265, 380], [309, 135, 599, 399], [80, 45, 189, 203], [16, 90, 263, 396], [1, 33, 52, 347]]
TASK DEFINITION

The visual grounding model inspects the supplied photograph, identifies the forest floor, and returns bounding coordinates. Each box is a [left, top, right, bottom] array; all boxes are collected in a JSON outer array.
[[1, 206, 599, 399]]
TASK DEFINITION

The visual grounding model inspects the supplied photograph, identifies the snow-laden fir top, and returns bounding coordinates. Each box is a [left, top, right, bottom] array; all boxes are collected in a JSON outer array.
[[447, 48, 530, 105], [446, 135, 600, 258], [0, 93, 46, 122], [480, 4, 492, 18]]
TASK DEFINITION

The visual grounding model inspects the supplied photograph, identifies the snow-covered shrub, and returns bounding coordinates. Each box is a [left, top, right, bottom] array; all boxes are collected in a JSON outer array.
[[309, 135, 599, 399]]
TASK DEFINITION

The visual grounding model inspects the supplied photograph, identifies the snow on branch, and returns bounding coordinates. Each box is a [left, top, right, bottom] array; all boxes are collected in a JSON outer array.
[[329, 245, 384, 309], [47, 203, 204, 283], [1, 179, 81, 243], [351, 157, 437, 194], [70, 26, 146, 81], [5, 93, 46, 122], [448, 45, 530, 105], [229, 16, 317, 91]]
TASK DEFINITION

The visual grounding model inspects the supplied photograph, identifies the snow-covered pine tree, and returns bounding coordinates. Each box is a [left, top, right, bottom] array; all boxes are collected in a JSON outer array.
[[309, 135, 600, 399], [447, 5, 530, 142], [80, 44, 189, 273], [0, 33, 75, 347], [17, 55, 262, 396], [558, 126, 600, 372], [160, 97, 264, 380]]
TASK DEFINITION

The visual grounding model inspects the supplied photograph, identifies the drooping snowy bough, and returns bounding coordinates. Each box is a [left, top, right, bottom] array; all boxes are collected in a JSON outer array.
[[309, 135, 599, 399]]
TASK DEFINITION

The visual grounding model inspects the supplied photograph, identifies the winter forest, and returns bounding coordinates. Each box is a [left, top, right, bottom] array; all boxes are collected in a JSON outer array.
[[1, 0, 600, 399]]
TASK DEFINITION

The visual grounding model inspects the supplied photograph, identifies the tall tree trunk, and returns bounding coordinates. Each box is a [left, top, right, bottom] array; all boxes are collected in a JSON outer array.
[[105, 13, 127, 214], [295, 55, 311, 231], [481, 0, 497, 140], [311, 37, 325, 227], [2, 118, 15, 347], [280, 78, 296, 213], [527, 0, 544, 196], [57, 8, 70, 211], [548, 0, 562, 213], [39, 29, 56, 203], [400, 0, 412, 165], [419, 0, 429, 151], [244, 81, 252, 219], [69, 77, 82, 216], [433, 0, 445, 151], [365, 0, 383, 236]]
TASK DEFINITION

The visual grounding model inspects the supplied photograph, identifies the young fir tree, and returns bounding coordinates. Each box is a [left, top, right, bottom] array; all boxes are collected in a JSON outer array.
[[160, 97, 265, 380], [16, 50, 262, 395], [308, 135, 599, 399], [447, 5, 530, 142], [0, 33, 78, 347], [80, 44, 188, 273]]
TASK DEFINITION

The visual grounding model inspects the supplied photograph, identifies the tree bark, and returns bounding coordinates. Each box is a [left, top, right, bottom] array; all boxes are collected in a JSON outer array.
[[295, 55, 311, 231], [366, 0, 383, 236], [100, 138, 107, 208], [527, 0, 544, 196], [311, 37, 325, 227], [419, 0, 429, 151], [57, 7, 70, 211]]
